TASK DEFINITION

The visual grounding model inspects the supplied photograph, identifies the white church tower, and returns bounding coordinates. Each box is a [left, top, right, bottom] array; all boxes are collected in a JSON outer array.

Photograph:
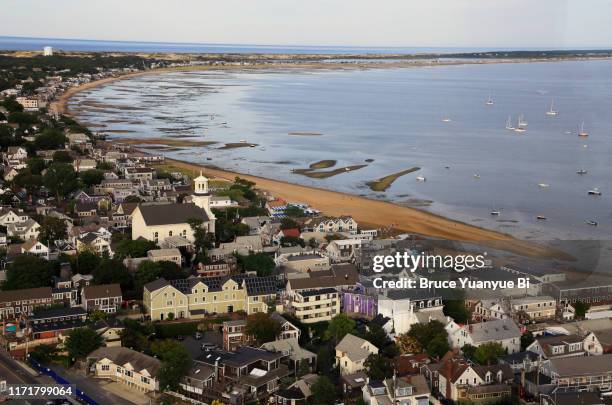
[[191, 171, 216, 233]]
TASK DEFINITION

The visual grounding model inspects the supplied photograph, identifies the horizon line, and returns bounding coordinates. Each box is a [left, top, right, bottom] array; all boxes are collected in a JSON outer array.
[[2, 35, 612, 53]]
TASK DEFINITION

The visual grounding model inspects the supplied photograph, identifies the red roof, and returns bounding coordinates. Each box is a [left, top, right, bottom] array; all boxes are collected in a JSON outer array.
[[282, 228, 300, 238]]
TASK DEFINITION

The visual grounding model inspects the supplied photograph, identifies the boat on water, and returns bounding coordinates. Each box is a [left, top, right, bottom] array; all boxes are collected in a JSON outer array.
[[441, 117, 452, 122], [577, 169, 588, 175], [546, 99, 558, 116], [518, 114, 528, 128], [416, 176, 426, 182], [485, 93, 494, 106], [490, 211, 501, 216], [473, 173, 480, 179], [588, 188, 602, 196], [538, 183, 550, 188], [514, 126, 526, 133], [505, 116, 515, 130], [586, 220, 598, 226], [537, 215, 547, 220], [578, 122, 589, 137]]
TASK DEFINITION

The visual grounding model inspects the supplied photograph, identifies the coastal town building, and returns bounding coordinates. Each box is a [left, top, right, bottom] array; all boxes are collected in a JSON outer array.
[[81, 284, 123, 313], [143, 275, 276, 321], [88, 347, 160, 393], [131, 203, 213, 243], [335, 333, 378, 375], [446, 318, 521, 354]]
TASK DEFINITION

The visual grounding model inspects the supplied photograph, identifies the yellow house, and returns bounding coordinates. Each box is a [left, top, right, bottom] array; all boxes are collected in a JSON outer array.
[[143, 275, 277, 321], [335, 333, 378, 375]]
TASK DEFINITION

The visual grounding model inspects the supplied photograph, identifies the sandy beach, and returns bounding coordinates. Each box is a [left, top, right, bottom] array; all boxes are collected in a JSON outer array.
[[59, 63, 576, 260]]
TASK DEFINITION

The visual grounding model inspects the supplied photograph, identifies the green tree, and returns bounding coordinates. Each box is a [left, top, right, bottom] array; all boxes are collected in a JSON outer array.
[[52, 150, 73, 163], [34, 129, 68, 150], [364, 353, 393, 380], [72, 250, 101, 274], [573, 302, 590, 318], [187, 217, 213, 264], [114, 239, 158, 260], [120, 319, 155, 352], [316, 346, 333, 376], [43, 162, 79, 200], [65, 328, 103, 360], [472, 342, 505, 365], [9, 112, 38, 126], [520, 331, 535, 351], [12, 170, 43, 195], [152, 340, 191, 391], [280, 217, 300, 230], [310, 376, 337, 405], [462, 344, 477, 360], [443, 299, 470, 324], [93, 258, 130, 286], [2, 255, 54, 290], [283, 206, 305, 218], [80, 169, 104, 187], [134, 261, 162, 298], [38, 216, 68, 243], [297, 359, 310, 377], [426, 335, 450, 359], [408, 321, 450, 359], [1, 96, 24, 113], [246, 312, 281, 343], [30, 344, 58, 364], [365, 322, 390, 349], [27, 157, 46, 175], [236, 252, 275, 276], [280, 236, 305, 247], [324, 313, 356, 344]]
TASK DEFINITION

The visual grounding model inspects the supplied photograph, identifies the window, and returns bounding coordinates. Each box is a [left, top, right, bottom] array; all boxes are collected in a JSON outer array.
[[101, 364, 110, 371], [141, 376, 149, 384], [169, 231, 173, 236]]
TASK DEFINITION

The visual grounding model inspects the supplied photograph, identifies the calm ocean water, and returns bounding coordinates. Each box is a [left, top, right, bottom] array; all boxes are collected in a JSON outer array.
[[70, 60, 612, 240], [0, 36, 585, 55]]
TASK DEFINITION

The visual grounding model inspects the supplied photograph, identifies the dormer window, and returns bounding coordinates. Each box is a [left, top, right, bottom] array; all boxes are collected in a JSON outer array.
[[497, 370, 503, 382]]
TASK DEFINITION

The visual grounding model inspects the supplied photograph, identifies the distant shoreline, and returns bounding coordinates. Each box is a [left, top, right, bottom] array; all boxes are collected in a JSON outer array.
[[54, 55, 612, 115]]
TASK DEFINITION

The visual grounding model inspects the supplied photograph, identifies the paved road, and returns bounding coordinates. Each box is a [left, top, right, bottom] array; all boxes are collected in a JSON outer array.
[[0, 350, 53, 404]]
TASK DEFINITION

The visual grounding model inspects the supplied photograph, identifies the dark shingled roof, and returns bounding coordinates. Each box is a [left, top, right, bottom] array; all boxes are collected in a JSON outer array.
[[145, 275, 278, 295], [83, 283, 122, 300], [198, 346, 282, 367], [137, 203, 208, 226], [88, 347, 161, 376]]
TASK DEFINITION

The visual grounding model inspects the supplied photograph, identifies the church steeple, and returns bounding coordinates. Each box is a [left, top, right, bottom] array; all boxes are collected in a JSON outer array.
[[194, 171, 209, 195]]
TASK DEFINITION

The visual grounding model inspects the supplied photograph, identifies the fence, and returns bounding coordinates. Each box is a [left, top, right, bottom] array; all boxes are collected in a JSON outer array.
[[28, 358, 99, 405]]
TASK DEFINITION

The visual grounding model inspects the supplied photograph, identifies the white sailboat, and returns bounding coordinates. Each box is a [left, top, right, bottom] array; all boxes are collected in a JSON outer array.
[[485, 93, 494, 106], [546, 99, 558, 116], [505, 116, 515, 130], [518, 114, 528, 128], [578, 121, 589, 137]]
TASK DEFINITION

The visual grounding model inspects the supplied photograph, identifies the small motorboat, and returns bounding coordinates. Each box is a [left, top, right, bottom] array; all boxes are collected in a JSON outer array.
[[538, 183, 550, 188], [490, 211, 501, 216], [441, 117, 452, 122], [586, 220, 598, 226], [577, 169, 588, 175], [588, 188, 602, 196], [474, 173, 480, 179], [416, 176, 427, 182], [536, 215, 547, 220]]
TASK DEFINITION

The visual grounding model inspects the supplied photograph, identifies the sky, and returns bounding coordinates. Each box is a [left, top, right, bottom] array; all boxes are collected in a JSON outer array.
[[1, 0, 611, 48]]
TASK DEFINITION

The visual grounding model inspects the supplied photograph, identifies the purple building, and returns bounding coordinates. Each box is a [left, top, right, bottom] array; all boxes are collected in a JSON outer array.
[[342, 284, 377, 318]]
